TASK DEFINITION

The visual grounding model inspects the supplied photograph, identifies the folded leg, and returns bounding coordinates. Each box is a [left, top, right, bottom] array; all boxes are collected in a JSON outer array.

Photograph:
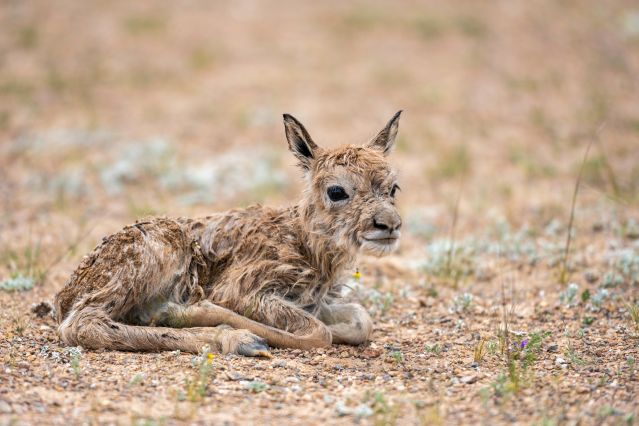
[[318, 302, 372, 345], [153, 298, 332, 350]]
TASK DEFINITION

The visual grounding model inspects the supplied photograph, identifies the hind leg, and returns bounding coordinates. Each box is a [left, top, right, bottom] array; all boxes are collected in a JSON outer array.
[[318, 302, 372, 345], [59, 306, 270, 356]]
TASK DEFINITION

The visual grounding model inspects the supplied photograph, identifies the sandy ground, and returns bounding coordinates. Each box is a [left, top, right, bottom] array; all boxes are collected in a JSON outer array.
[[1, 1, 639, 425]]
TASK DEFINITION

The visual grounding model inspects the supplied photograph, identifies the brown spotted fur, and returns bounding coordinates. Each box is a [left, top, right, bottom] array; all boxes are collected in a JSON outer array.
[[55, 112, 404, 356]]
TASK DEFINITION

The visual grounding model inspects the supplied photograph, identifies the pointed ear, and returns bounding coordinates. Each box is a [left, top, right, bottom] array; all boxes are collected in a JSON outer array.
[[366, 110, 402, 155], [283, 113, 319, 170]]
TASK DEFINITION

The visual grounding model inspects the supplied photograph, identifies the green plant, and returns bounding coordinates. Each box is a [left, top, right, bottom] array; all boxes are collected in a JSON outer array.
[[182, 346, 216, 402], [363, 391, 400, 425], [243, 381, 268, 393], [358, 287, 394, 318], [390, 350, 404, 364], [65, 347, 82, 378], [128, 373, 145, 387], [516, 331, 550, 369], [424, 343, 441, 355], [489, 328, 550, 399]]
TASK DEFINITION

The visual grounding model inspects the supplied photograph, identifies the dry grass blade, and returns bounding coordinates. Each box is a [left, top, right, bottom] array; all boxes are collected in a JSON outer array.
[[558, 125, 602, 285], [444, 172, 465, 287]]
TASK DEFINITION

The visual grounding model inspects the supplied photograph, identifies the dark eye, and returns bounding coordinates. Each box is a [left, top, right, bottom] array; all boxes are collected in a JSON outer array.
[[327, 185, 349, 202], [390, 184, 400, 197]]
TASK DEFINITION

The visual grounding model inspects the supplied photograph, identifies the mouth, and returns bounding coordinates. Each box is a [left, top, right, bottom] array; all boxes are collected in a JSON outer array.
[[360, 235, 400, 256], [363, 237, 398, 245]]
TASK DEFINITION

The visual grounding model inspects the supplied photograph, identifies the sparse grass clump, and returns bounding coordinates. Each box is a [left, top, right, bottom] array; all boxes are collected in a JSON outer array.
[[559, 283, 579, 306], [243, 380, 268, 393], [430, 145, 471, 180], [123, 15, 167, 35], [352, 280, 394, 318], [564, 343, 586, 367], [0, 240, 46, 291], [626, 303, 639, 335], [0, 274, 35, 292], [450, 292, 473, 314], [473, 339, 487, 363], [606, 248, 639, 286], [421, 238, 476, 285], [363, 391, 400, 425]]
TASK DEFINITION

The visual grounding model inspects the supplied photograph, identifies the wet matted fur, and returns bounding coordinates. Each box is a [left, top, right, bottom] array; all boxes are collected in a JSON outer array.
[[55, 112, 404, 356]]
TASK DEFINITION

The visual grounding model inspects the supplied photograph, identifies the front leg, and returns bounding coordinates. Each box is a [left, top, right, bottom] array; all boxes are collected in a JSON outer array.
[[248, 295, 333, 349], [154, 297, 332, 350], [319, 302, 372, 345]]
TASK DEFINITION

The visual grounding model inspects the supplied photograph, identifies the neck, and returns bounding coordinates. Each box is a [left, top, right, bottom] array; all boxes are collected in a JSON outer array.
[[292, 199, 356, 281]]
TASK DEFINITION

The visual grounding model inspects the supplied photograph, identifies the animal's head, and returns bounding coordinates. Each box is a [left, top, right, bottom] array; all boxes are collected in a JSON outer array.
[[283, 111, 403, 257]]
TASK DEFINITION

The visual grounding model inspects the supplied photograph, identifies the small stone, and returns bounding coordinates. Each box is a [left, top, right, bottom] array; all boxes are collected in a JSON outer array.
[[583, 270, 599, 284], [577, 386, 590, 394], [225, 371, 250, 381], [419, 297, 435, 307], [460, 375, 478, 384], [340, 351, 349, 358], [360, 347, 382, 359]]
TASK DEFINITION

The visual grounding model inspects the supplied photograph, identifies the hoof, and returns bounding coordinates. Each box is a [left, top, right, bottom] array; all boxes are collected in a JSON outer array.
[[237, 336, 272, 358]]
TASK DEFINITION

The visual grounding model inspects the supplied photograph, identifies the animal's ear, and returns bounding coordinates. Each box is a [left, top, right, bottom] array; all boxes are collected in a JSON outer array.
[[283, 113, 319, 170], [366, 110, 402, 155]]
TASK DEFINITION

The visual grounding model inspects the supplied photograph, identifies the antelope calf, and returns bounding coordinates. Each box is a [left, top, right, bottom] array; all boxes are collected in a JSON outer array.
[[55, 112, 403, 356]]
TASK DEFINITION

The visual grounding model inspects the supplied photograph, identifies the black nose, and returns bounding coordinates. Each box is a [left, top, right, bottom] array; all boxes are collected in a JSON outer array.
[[373, 217, 402, 233]]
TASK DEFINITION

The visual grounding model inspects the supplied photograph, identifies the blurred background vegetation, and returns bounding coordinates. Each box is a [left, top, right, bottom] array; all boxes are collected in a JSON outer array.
[[0, 0, 638, 286]]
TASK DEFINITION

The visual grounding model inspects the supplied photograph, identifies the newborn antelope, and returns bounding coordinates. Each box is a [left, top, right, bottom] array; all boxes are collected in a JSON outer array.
[[55, 112, 403, 356]]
